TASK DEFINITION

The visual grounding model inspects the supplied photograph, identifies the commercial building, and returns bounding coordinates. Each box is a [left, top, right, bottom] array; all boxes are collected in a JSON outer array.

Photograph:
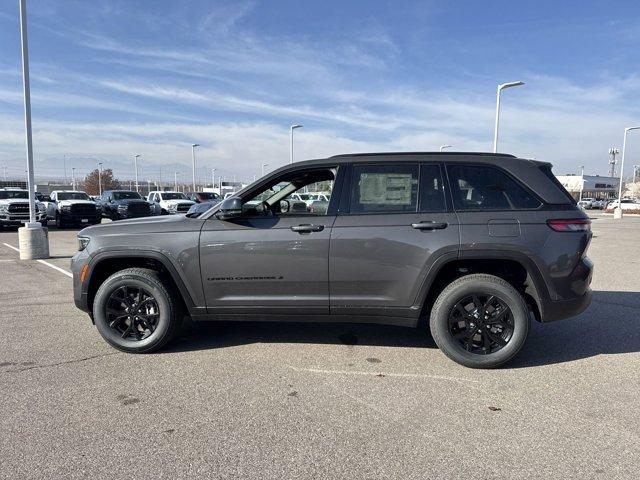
[[555, 174, 619, 201]]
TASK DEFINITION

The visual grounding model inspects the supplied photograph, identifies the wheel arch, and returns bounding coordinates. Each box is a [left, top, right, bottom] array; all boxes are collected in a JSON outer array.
[[85, 251, 198, 316], [417, 251, 550, 324]]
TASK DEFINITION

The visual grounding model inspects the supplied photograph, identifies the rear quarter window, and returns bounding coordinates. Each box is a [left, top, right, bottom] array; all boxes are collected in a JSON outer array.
[[447, 164, 542, 211]]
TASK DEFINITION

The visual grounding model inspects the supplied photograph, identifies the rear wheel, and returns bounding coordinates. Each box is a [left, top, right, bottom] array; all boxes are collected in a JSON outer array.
[[429, 274, 530, 368], [93, 268, 183, 353]]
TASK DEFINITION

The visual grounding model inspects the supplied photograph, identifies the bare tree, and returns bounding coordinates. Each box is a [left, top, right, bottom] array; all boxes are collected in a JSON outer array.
[[81, 168, 120, 195]]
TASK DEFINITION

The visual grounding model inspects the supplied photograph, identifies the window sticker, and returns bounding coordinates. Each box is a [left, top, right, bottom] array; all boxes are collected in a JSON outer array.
[[359, 173, 415, 205]]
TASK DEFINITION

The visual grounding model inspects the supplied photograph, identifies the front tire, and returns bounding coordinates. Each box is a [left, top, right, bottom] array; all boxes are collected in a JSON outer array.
[[55, 212, 65, 229], [93, 268, 183, 353], [429, 274, 530, 368]]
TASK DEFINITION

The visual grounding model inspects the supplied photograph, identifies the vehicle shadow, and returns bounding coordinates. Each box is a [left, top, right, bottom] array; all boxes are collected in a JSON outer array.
[[165, 291, 640, 368]]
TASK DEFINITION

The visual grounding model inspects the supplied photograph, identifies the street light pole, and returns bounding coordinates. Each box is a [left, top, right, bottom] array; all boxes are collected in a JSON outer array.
[[616, 126, 640, 218], [289, 124, 303, 164], [72, 167, 76, 190], [133, 154, 140, 192], [493, 81, 525, 153], [18, 0, 36, 225], [174, 171, 178, 191], [191, 144, 199, 192], [440, 145, 452, 152], [634, 165, 639, 184], [98, 162, 103, 195], [579, 165, 585, 202], [261, 163, 268, 177], [211, 168, 216, 190], [17, 0, 49, 259]]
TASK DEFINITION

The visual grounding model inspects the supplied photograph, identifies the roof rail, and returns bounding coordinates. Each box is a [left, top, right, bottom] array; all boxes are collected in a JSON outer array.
[[330, 151, 517, 158]]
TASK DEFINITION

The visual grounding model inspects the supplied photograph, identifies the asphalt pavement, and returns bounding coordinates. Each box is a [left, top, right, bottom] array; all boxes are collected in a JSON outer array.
[[0, 213, 638, 479]]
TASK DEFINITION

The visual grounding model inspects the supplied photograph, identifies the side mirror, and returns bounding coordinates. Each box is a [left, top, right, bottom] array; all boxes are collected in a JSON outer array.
[[279, 199, 290, 213], [216, 196, 243, 220]]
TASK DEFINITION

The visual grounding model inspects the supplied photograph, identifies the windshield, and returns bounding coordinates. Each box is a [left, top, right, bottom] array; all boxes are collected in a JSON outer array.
[[162, 192, 187, 200], [57, 192, 91, 201], [113, 191, 142, 200], [0, 191, 28, 200], [197, 192, 219, 200]]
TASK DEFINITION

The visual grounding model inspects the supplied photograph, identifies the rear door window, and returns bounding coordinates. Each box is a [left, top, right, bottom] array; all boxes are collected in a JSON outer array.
[[349, 164, 419, 214], [447, 164, 541, 211], [418, 164, 446, 212]]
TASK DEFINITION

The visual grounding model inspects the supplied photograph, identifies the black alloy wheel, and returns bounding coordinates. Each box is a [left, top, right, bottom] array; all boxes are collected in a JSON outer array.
[[105, 285, 160, 341], [429, 274, 530, 368], [92, 268, 182, 353], [448, 294, 514, 355]]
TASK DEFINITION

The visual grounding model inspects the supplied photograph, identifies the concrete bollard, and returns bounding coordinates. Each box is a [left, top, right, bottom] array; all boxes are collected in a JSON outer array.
[[18, 222, 50, 260], [613, 207, 623, 219]]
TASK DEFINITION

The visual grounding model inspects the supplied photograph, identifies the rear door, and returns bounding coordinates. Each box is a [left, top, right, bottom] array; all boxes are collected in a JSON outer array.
[[329, 162, 459, 318]]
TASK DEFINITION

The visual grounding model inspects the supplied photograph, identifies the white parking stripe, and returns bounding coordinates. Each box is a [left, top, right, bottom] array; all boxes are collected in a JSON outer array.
[[2, 242, 19, 253], [2, 242, 73, 278]]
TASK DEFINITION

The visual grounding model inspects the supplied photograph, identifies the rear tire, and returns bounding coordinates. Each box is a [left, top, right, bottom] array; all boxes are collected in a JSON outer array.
[[429, 274, 530, 369], [93, 268, 183, 353]]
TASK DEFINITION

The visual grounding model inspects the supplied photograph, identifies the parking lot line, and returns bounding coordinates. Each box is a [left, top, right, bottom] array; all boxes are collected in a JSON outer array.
[[2, 242, 73, 278]]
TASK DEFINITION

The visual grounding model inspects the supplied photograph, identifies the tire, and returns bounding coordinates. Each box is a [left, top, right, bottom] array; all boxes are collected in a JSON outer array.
[[55, 212, 65, 229], [429, 274, 530, 369], [92, 268, 183, 353]]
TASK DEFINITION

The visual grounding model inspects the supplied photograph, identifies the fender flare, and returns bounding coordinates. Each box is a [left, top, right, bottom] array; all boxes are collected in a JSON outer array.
[[85, 249, 200, 314], [414, 249, 551, 319]]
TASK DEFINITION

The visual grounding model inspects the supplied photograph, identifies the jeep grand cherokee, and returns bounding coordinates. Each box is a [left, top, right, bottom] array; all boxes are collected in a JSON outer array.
[[71, 153, 593, 368]]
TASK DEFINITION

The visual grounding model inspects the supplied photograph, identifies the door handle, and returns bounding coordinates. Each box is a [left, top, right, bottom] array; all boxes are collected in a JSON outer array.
[[411, 221, 448, 230], [291, 224, 325, 233]]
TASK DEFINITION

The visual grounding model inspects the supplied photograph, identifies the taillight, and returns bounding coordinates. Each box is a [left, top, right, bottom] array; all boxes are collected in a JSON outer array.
[[547, 218, 591, 232]]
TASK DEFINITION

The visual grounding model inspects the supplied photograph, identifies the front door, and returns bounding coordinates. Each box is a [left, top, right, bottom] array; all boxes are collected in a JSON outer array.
[[329, 162, 460, 318], [199, 166, 340, 315]]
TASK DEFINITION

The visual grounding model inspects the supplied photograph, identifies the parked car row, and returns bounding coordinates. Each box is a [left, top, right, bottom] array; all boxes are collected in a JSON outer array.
[[577, 197, 607, 210], [604, 198, 640, 211]]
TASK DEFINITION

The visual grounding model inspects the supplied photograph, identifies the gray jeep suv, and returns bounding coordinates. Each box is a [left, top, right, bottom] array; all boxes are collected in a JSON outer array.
[[71, 153, 593, 368]]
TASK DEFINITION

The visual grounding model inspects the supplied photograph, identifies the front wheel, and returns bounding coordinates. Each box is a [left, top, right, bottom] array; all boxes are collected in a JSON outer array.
[[429, 274, 530, 368], [93, 268, 183, 353], [55, 212, 65, 229]]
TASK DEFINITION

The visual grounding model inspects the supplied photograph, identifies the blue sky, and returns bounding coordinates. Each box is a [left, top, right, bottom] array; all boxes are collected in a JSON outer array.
[[1, 0, 640, 184]]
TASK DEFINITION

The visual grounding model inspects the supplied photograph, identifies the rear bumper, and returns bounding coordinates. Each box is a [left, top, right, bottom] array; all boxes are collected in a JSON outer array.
[[541, 256, 593, 322], [542, 288, 592, 322]]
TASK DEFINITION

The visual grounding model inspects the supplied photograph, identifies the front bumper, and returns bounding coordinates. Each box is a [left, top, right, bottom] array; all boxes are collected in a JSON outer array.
[[60, 210, 101, 224], [71, 249, 92, 317], [0, 212, 47, 225]]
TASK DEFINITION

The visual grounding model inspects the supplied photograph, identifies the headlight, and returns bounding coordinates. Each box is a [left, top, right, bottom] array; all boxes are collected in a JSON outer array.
[[37, 203, 45, 212], [0, 204, 7, 213], [168, 204, 178, 212], [61, 205, 71, 211], [77, 236, 90, 251]]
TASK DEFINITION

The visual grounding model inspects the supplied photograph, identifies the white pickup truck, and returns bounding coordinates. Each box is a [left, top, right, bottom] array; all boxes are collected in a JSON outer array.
[[0, 188, 47, 227], [147, 191, 195, 214], [45, 190, 102, 228]]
